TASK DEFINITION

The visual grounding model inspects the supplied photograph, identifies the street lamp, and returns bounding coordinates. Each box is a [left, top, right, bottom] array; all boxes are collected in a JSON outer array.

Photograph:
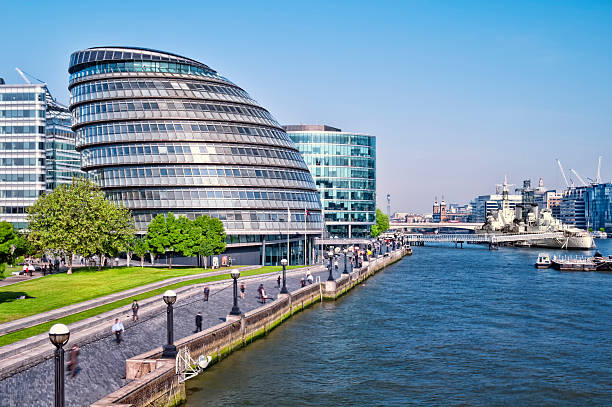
[[229, 270, 242, 315], [280, 258, 289, 294], [162, 290, 177, 358], [327, 250, 335, 281], [49, 323, 70, 407], [343, 248, 349, 274]]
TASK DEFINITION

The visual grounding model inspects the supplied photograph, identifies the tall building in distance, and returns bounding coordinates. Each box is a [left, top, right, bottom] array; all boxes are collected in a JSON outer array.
[[68, 47, 323, 265], [285, 125, 376, 238], [0, 79, 81, 230]]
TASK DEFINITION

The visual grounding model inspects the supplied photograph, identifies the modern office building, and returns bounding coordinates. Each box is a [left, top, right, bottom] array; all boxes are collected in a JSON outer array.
[[469, 193, 522, 223], [560, 186, 588, 230], [0, 79, 81, 230], [68, 47, 323, 265], [285, 125, 376, 238], [584, 183, 612, 232]]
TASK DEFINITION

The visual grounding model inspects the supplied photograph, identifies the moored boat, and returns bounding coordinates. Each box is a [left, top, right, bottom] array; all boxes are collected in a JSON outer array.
[[535, 253, 551, 269]]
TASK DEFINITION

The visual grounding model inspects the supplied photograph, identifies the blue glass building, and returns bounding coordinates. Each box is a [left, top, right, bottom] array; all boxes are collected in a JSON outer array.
[[285, 125, 376, 238], [68, 47, 322, 265], [585, 183, 612, 232]]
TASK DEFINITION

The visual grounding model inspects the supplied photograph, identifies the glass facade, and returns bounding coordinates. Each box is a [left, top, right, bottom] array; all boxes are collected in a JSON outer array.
[[584, 183, 612, 232], [0, 84, 81, 230], [286, 125, 376, 238], [68, 47, 322, 264]]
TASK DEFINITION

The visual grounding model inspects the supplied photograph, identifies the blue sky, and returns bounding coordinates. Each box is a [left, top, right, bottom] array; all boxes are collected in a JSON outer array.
[[1, 0, 611, 212]]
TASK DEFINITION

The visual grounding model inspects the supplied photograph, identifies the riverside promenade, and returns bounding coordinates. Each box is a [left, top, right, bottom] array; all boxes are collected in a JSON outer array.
[[0, 263, 335, 407]]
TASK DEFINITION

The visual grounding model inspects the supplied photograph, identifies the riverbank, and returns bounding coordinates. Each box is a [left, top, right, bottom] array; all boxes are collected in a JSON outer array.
[[89, 248, 409, 407]]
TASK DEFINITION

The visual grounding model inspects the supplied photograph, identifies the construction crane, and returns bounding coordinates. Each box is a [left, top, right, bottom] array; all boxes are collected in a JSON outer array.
[[14, 67, 45, 85], [570, 169, 588, 187], [596, 156, 602, 184], [556, 159, 570, 188]]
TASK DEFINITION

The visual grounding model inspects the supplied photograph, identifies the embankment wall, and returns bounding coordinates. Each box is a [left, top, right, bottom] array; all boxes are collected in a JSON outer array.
[[91, 247, 408, 407]]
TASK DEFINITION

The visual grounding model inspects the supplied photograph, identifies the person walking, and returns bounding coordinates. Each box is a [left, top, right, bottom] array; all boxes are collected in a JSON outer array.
[[195, 313, 202, 332], [307, 273, 314, 285], [67, 344, 79, 378], [300, 277, 306, 287], [277, 275, 281, 288], [334, 259, 339, 272], [240, 282, 246, 299], [131, 300, 139, 321], [203, 286, 210, 302], [112, 318, 124, 344]]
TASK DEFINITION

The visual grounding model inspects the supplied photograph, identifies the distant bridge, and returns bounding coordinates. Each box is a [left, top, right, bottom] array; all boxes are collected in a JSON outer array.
[[403, 232, 565, 245], [390, 222, 483, 231]]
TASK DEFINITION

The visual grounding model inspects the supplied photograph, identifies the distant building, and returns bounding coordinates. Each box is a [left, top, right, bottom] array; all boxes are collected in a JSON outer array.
[[432, 198, 448, 222], [584, 183, 612, 232], [286, 124, 376, 238], [0, 80, 81, 230], [469, 193, 522, 224], [560, 186, 588, 230]]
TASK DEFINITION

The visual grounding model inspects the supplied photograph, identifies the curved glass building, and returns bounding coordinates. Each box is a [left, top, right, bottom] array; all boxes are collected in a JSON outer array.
[[285, 125, 376, 238], [68, 47, 322, 264]]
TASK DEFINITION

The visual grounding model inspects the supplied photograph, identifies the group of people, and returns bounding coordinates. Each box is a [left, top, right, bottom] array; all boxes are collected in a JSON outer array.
[[300, 272, 315, 287]]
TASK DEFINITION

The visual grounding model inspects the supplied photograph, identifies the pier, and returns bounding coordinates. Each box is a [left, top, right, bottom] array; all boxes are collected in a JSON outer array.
[[403, 232, 565, 246]]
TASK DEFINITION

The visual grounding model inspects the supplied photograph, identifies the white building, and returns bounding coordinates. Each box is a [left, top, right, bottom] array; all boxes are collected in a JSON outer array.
[[0, 79, 81, 230]]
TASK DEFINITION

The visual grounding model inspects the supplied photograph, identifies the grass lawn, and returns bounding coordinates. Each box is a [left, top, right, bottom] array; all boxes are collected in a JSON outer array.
[[0, 265, 303, 347], [0, 265, 21, 280]]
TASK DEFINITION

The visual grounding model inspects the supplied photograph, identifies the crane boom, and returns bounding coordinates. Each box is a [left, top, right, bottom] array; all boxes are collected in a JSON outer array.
[[556, 159, 570, 188], [597, 156, 602, 184], [14, 68, 30, 84], [570, 169, 588, 187]]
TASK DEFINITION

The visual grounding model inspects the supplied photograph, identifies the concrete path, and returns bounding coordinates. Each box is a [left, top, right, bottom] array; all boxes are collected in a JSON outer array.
[[0, 265, 260, 336], [0, 260, 354, 407]]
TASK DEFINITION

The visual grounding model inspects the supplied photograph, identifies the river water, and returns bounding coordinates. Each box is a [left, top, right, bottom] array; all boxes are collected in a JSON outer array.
[[185, 241, 612, 406]]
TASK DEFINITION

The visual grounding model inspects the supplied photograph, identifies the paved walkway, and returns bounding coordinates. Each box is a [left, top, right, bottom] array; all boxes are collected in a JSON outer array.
[[0, 266, 259, 336], [0, 260, 354, 407]]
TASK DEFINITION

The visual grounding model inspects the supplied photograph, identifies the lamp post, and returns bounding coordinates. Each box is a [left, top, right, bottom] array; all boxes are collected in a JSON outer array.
[[280, 258, 289, 294], [162, 290, 177, 358], [327, 250, 335, 281], [343, 248, 349, 274], [229, 270, 242, 315], [49, 323, 70, 407]]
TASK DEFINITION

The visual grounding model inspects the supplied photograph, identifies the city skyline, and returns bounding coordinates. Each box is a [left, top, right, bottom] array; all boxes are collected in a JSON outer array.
[[1, 1, 611, 212]]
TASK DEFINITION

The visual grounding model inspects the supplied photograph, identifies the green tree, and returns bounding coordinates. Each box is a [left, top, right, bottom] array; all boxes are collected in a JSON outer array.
[[27, 178, 134, 274], [95, 203, 135, 270], [191, 215, 227, 268], [370, 208, 390, 237], [145, 212, 186, 269], [132, 236, 149, 268], [0, 222, 26, 265]]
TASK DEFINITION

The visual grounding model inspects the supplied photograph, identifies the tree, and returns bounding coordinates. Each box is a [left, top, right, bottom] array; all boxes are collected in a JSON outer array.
[[191, 215, 226, 268], [132, 237, 149, 268], [370, 208, 390, 237], [27, 178, 134, 274], [145, 212, 186, 269], [95, 203, 135, 270], [0, 222, 26, 265]]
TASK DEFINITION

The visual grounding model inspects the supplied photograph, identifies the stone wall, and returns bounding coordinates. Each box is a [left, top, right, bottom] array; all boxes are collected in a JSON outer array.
[[92, 247, 409, 407]]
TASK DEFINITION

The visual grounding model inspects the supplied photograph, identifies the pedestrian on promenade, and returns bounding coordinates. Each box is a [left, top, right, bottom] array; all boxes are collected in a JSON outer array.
[[67, 344, 79, 377], [240, 282, 246, 299], [260, 287, 268, 303], [112, 318, 124, 344], [307, 273, 313, 285], [203, 286, 210, 302], [300, 277, 306, 287], [277, 275, 281, 288], [334, 260, 339, 272], [195, 313, 202, 332], [131, 300, 139, 321]]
